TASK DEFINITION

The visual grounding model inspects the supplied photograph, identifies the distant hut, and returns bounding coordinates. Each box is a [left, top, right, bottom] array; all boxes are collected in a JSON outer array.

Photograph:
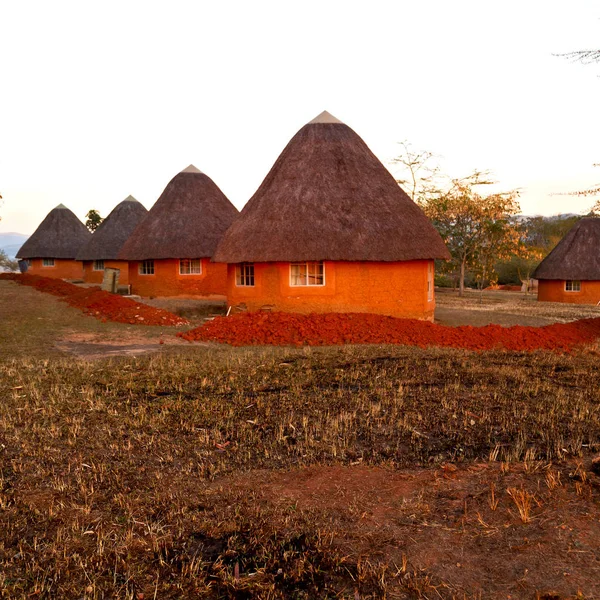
[[533, 217, 600, 305], [76, 196, 148, 286], [214, 111, 450, 320], [16, 204, 90, 279], [119, 165, 239, 297]]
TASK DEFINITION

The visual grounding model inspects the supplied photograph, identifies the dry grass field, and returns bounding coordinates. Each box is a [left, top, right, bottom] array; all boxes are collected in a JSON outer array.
[[1, 279, 600, 598]]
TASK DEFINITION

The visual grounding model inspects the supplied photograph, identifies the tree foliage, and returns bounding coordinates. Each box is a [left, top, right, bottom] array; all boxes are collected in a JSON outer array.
[[419, 173, 522, 296], [0, 250, 18, 272], [85, 209, 103, 232]]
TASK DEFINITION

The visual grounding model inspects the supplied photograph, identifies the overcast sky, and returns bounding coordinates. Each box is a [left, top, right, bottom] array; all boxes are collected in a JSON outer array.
[[1, 0, 599, 234]]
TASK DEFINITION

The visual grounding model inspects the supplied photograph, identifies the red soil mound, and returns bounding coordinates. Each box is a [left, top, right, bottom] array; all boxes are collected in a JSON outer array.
[[178, 311, 600, 352], [1, 274, 187, 326]]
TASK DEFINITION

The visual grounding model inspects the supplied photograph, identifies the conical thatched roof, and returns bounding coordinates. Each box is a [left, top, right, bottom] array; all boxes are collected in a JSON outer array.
[[119, 166, 239, 261], [76, 196, 148, 261], [533, 217, 600, 280], [17, 204, 91, 259], [214, 111, 450, 263]]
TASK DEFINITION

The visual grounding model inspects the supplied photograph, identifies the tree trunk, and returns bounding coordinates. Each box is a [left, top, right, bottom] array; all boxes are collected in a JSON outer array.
[[459, 258, 466, 297]]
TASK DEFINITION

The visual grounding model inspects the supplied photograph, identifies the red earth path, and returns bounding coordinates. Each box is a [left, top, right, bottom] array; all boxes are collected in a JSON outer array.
[[1, 273, 187, 326], [179, 310, 600, 352]]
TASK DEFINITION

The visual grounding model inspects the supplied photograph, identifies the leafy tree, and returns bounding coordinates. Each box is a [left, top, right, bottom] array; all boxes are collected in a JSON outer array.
[[0, 250, 18, 272], [495, 249, 544, 289], [521, 214, 582, 251], [420, 172, 521, 296], [85, 209, 103, 232]]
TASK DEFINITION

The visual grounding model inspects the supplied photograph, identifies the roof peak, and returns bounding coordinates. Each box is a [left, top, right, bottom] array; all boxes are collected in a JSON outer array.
[[180, 164, 203, 174], [54, 203, 68, 210], [123, 195, 139, 203], [307, 110, 344, 125]]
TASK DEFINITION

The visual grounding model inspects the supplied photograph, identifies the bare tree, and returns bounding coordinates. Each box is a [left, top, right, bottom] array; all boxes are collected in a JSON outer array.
[[390, 141, 443, 202], [556, 50, 600, 64]]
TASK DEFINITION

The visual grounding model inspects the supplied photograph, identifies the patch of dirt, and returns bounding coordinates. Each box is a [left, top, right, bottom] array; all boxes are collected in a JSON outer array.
[[435, 306, 553, 327], [436, 289, 600, 325], [220, 462, 600, 598], [54, 331, 200, 359]]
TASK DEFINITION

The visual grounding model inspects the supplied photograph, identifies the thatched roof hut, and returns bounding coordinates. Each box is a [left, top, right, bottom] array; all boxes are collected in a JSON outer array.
[[119, 166, 238, 261], [76, 196, 148, 261], [214, 111, 450, 263], [533, 217, 600, 280], [17, 204, 91, 259]]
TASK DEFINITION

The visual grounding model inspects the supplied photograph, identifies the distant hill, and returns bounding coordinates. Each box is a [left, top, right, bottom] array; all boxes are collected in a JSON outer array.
[[0, 233, 30, 259]]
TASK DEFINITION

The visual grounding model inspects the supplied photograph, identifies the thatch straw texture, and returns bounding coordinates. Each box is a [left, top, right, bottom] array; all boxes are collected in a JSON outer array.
[[76, 196, 148, 260], [214, 113, 450, 263], [533, 217, 600, 280], [119, 168, 238, 261], [17, 204, 91, 259]]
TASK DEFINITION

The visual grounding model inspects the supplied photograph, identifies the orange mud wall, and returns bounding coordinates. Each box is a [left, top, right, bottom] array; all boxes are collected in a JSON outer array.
[[538, 280, 600, 305], [128, 258, 227, 298], [26, 258, 84, 280], [82, 261, 131, 285], [226, 260, 435, 320]]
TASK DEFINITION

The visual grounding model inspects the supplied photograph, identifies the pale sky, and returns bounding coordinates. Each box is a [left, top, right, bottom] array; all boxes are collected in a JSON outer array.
[[1, 0, 599, 234]]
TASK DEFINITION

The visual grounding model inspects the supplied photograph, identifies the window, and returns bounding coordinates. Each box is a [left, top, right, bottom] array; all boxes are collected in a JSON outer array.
[[427, 262, 434, 302], [236, 263, 255, 286], [25, 259, 32, 268], [42, 258, 55, 267], [290, 261, 325, 286], [139, 260, 155, 275], [565, 280, 581, 292], [93, 260, 105, 271], [179, 259, 202, 275]]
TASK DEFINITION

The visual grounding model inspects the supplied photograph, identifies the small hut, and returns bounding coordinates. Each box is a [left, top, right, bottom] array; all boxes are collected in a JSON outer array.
[[118, 165, 239, 297], [16, 204, 90, 279], [214, 111, 450, 320], [76, 196, 148, 286], [533, 217, 600, 304]]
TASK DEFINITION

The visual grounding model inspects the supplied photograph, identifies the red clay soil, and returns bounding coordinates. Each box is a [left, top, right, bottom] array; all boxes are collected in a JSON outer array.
[[179, 311, 600, 351], [0, 273, 187, 326]]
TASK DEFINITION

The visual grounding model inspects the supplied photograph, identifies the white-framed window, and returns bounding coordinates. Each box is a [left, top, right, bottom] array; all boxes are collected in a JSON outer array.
[[179, 259, 202, 275], [236, 262, 255, 286], [565, 280, 581, 292], [139, 260, 155, 275], [427, 261, 434, 302], [42, 258, 55, 267], [290, 261, 325, 286], [93, 260, 105, 271]]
